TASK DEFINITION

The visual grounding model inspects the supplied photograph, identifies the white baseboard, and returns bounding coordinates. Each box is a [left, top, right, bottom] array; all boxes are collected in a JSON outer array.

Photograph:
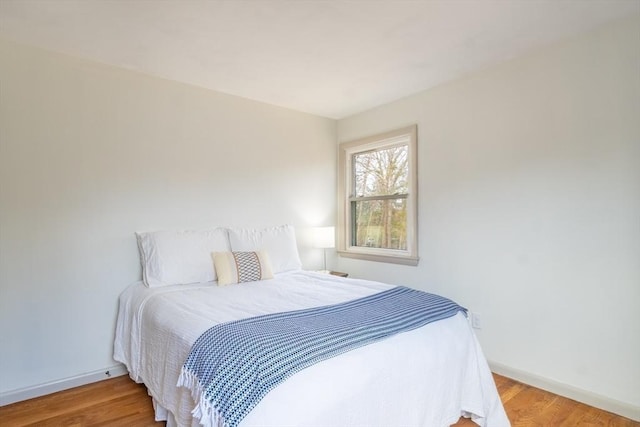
[[489, 361, 640, 422], [0, 364, 128, 406]]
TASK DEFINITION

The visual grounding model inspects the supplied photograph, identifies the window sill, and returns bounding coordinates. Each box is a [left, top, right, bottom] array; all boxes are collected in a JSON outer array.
[[337, 250, 419, 266]]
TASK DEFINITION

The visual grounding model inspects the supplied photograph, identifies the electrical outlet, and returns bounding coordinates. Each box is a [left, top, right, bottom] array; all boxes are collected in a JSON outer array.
[[471, 312, 482, 329]]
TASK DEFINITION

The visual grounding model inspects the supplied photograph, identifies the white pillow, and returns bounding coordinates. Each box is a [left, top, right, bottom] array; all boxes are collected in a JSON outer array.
[[227, 224, 302, 274], [136, 228, 230, 287]]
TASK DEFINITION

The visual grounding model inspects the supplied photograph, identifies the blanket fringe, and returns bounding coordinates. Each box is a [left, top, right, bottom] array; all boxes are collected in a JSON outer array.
[[178, 368, 227, 427]]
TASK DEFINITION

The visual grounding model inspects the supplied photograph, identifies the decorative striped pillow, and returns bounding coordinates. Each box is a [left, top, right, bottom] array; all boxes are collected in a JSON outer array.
[[212, 251, 274, 286]]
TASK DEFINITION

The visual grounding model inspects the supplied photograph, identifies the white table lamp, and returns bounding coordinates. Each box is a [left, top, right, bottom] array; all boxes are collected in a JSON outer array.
[[313, 226, 335, 273]]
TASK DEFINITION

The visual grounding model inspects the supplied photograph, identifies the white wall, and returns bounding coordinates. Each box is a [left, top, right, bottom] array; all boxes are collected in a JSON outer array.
[[0, 38, 336, 395], [337, 16, 640, 414]]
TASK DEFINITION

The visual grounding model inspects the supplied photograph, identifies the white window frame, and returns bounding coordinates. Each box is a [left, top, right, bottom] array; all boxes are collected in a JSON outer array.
[[337, 125, 418, 266]]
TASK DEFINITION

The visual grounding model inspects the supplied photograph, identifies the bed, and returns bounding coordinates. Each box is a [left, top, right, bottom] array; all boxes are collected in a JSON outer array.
[[113, 226, 510, 427]]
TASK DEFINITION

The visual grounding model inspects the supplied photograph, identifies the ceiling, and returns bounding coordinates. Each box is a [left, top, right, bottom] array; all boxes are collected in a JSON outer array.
[[1, 1, 638, 119]]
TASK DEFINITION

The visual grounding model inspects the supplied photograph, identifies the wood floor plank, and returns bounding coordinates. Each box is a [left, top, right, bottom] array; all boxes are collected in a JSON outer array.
[[496, 378, 529, 405], [30, 393, 158, 427], [505, 386, 558, 423], [0, 377, 161, 427], [0, 376, 142, 424], [1, 373, 638, 426]]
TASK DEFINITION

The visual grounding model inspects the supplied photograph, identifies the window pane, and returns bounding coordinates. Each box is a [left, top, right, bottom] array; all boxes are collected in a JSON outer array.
[[354, 145, 408, 197], [352, 198, 407, 250]]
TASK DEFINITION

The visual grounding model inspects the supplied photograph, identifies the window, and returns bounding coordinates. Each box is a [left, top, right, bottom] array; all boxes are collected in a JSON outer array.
[[337, 125, 418, 265]]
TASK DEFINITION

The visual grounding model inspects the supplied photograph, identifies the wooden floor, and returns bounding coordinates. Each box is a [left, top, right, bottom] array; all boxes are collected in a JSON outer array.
[[1, 373, 637, 426]]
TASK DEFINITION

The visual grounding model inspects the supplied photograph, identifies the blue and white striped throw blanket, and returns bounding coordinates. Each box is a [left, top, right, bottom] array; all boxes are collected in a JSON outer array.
[[177, 286, 465, 427]]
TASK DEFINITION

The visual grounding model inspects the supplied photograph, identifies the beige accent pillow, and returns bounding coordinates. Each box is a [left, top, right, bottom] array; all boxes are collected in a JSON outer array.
[[212, 251, 274, 286]]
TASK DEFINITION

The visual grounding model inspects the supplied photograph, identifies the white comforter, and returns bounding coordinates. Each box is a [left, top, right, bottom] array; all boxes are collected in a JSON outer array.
[[114, 270, 509, 427]]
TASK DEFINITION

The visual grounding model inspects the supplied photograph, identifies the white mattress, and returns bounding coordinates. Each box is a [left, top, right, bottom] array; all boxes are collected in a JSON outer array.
[[114, 270, 509, 427]]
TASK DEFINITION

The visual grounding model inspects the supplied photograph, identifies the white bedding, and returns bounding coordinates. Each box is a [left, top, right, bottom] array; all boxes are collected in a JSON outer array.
[[114, 270, 509, 427]]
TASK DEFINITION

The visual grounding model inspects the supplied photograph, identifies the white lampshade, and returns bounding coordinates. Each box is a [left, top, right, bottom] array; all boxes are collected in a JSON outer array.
[[312, 226, 335, 249]]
